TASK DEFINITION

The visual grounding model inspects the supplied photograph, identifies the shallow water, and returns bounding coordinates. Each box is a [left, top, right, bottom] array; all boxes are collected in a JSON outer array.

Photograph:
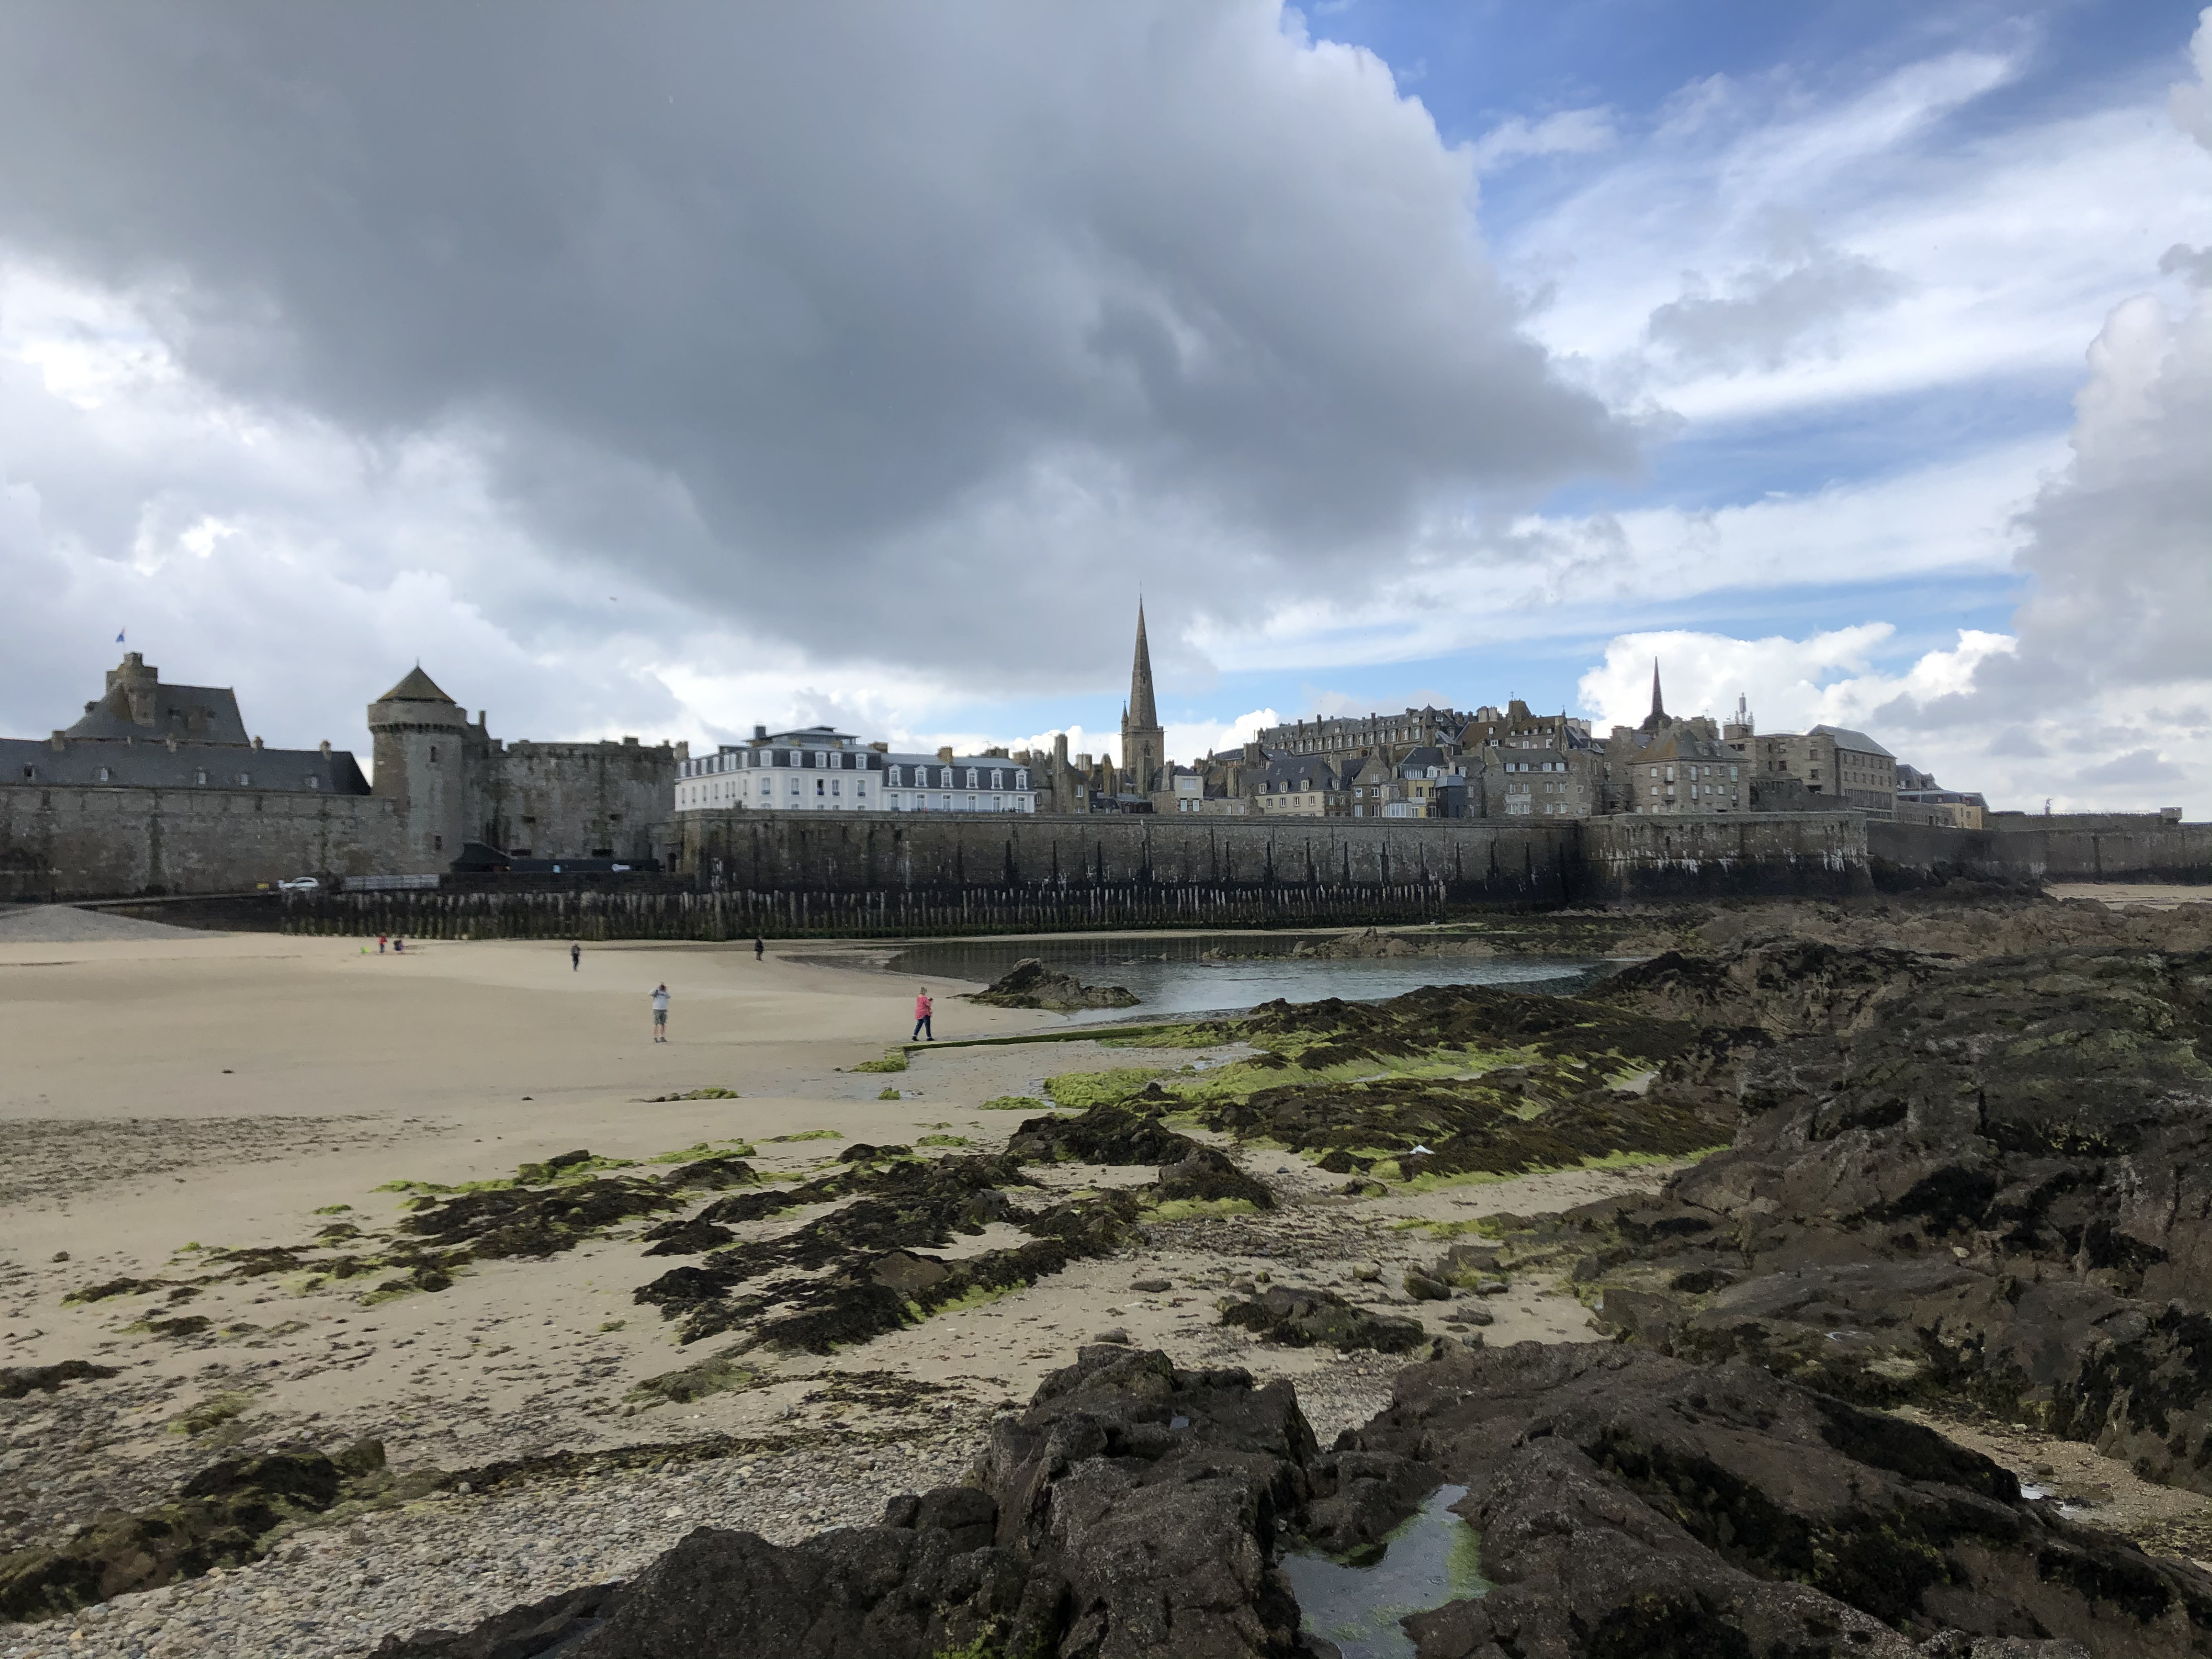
[[1280, 1483, 1489, 1659], [881, 934, 1603, 1022]]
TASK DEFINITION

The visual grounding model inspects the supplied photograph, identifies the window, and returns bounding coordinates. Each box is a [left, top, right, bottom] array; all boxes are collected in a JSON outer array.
[[430, 745, 439, 763], [307, 776, 319, 790], [237, 773, 251, 787], [816, 778, 826, 796], [434, 834, 443, 852], [195, 769, 208, 785], [966, 768, 979, 788], [889, 765, 902, 786], [96, 766, 111, 782]]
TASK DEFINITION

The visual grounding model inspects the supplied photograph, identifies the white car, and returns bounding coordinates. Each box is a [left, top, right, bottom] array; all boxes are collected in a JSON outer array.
[[276, 877, 320, 891]]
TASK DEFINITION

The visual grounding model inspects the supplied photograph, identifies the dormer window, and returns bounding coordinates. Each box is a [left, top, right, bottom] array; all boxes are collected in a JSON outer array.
[[195, 769, 208, 785], [96, 766, 111, 782]]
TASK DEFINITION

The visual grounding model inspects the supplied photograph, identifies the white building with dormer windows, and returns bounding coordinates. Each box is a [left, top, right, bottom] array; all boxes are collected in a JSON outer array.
[[675, 727, 1036, 815], [676, 726, 885, 813], [881, 752, 1036, 813]]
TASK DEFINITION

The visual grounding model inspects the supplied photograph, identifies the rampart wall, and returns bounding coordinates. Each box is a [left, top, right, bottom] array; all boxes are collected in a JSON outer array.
[[0, 785, 400, 901]]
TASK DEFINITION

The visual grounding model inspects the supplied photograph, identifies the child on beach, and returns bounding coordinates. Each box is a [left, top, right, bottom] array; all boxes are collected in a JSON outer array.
[[651, 983, 670, 1042], [912, 988, 933, 1041]]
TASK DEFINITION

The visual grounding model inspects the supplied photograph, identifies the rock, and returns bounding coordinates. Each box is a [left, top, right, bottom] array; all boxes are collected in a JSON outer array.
[[1130, 1278, 1172, 1293], [1092, 1328, 1129, 1345], [1402, 1270, 1449, 1302], [1349, 1262, 1381, 1282], [1473, 1279, 1508, 1296], [0, 1360, 119, 1400], [635, 1216, 736, 1258], [385, 1348, 1320, 1659], [1220, 1285, 1428, 1354], [1366, 1342, 2212, 1659], [1154, 1145, 1274, 1211], [0, 1446, 390, 1621], [1005, 1101, 1195, 1167], [1563, 940, 2212, 1495], [967, 958, 1140, 1011]]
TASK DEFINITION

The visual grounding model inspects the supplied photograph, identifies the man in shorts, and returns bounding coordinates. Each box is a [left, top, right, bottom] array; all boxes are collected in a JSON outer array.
[[651, 983, 670, 1042]]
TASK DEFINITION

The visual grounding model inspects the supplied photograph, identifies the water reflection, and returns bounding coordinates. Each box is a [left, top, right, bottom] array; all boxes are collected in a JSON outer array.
[[883, 934, 1602, 1021], [1280, 1483, 1489, 1659]]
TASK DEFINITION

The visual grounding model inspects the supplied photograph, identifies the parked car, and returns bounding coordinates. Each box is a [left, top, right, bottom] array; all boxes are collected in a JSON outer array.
[[276, 876, 320, 891]]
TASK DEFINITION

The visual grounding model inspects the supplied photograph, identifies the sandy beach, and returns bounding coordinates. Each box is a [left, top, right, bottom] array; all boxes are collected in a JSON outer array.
[[0, 912, 1661, 1658]]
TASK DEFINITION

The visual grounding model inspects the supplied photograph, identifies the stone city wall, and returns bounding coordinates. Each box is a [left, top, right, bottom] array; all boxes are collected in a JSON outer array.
[[1577, 811, 1875, 904], [1870, 816, 2212, 887], [0, 785, 401, 901], [675, 809, 1574, 901]]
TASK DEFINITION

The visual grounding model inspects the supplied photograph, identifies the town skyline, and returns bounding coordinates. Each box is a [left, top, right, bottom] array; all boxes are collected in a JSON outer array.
[[0, 4, 2204, 817]]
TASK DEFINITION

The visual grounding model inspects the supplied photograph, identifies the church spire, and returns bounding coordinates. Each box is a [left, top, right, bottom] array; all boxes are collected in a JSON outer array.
[[1649, 658, 1665, 723], [1128, 601, 1159, 731]]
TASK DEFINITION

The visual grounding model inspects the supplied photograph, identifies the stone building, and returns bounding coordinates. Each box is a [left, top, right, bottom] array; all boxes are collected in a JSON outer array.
[[1894, 765, 1987, 828], [3, 653, 368, 796], [368, 668, 679, 868], [1254, 705, 1468, 764], [1, 653, 680, 896], [1603, 666, 1744, 815], [1458, 701, 1601, 819], [1731, 718, 1897, 818], [1254, 754, 1344, 815]]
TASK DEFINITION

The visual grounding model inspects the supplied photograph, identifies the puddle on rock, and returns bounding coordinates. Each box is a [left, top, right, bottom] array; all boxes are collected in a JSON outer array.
[[1281, 1483, 1489, 1659]]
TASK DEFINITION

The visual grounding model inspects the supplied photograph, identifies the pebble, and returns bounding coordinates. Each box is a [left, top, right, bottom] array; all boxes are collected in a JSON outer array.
[[0, 1434, 977, 1659]]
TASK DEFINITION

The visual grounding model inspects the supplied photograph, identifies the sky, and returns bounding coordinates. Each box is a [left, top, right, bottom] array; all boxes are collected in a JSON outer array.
[[0, 1, 2207, 812]]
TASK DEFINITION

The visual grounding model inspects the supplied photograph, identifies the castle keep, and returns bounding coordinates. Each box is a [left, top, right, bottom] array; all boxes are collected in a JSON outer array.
[[0, 655, 679, 899]]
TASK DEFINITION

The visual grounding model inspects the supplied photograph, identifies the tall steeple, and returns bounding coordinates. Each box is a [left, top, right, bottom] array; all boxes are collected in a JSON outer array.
[[1129, 601, 1159, 730], [1119, 600, 1165, 797], [1649, 658, 1665, 723]]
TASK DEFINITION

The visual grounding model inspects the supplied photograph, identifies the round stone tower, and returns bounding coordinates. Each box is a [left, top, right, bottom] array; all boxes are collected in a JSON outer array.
[[367, 667, 469, 872]]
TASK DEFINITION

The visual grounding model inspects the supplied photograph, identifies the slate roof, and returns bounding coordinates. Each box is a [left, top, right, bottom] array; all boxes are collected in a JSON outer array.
[[2, 738, 370, 794], [1810, 724, 1895, 759], [375, 667, 457, 704], [64, 680, 249, 745]]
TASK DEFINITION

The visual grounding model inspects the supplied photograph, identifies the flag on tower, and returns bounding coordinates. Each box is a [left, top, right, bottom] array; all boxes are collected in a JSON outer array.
[[115, 628, 126, 643]]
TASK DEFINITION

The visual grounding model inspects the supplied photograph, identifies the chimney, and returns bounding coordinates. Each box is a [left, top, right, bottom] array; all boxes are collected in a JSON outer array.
[[252, 735, 264, 750], [937, 746, 954, 761], [754, 724, 769, 740], [320, 739, 331, 757], [49, 731, 64, 750]]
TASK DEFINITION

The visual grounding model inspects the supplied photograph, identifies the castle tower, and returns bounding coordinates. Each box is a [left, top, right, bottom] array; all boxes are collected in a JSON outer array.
[[1723, 693, 1755, 747], [367, 666, 471, 873], [1119, 602, 1165, 796]]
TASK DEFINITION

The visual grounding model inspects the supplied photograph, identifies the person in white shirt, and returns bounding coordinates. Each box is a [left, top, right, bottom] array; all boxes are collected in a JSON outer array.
[[650, 983, 670, 1042]]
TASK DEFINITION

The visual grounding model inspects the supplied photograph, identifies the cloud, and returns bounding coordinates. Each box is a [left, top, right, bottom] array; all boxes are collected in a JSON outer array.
[[0, 0, 1630, 727], [2175, 8, 2212, 150], [1646, 213, 1906, 373], [1467, 107, 1616, 173]]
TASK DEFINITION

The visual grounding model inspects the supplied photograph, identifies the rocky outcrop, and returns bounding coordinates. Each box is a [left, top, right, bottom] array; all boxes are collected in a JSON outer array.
[[0, 1441, 395, 1622], [969, 958, 1141, 1011], [377, 1346, 1326, 1659], [373, 1343, 2212, 1658], [1366, 1343, 2212, 1659], [1552, 941, 2212, 1495]]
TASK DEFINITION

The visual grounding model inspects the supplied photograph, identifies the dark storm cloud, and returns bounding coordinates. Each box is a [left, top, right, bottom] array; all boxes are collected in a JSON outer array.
[[0, 1, 1631, 688]]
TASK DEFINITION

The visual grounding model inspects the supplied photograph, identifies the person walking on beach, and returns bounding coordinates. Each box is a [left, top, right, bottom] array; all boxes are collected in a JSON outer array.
[[753, 936, 764, 963], [571, 941, 581, 972], [378, 933, 387, 954], [651, 983, 671, 1042], [912, 987, 933, 1041]]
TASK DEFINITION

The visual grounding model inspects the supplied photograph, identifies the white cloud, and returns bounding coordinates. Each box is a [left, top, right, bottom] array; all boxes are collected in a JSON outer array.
[[2175, 8, 2212, 149], [1467, 107, 1616, 173]]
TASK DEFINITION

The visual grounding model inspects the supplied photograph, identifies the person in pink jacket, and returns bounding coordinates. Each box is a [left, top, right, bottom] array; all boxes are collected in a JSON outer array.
[[912, 988, 933, 1041]]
